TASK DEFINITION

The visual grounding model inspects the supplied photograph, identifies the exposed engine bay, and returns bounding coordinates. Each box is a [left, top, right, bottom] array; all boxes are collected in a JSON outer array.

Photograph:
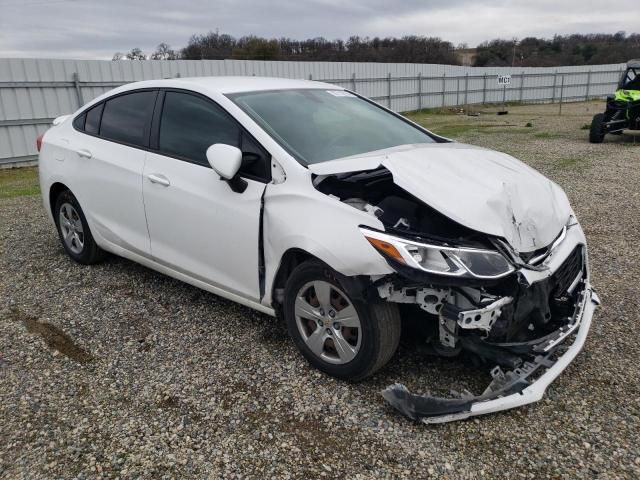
[[314, 167, 599, 422], [315, 166, 488, 246]]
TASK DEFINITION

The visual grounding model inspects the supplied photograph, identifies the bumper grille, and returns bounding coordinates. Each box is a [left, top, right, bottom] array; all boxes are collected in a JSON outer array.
[[552, 246, 584, 297]]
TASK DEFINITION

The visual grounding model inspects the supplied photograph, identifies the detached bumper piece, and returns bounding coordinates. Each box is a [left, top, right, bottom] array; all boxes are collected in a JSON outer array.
[[382, 286, 599, 424]]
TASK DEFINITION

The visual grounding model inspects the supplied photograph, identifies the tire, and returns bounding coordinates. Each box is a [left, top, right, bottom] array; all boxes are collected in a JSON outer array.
[[284, 260, 401, 381], [53, 189, 105, 264], [589, 113, 606, 143]]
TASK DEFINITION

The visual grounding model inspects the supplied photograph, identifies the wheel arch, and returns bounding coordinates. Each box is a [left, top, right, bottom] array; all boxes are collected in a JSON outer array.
[[49, 182, 70, 217], [270, 248, 318, 313], [269, 247, 382, 316]]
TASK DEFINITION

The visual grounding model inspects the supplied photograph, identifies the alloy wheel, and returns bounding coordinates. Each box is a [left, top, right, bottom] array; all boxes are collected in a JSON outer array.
[[59, 202, 84, 255], [294, 280, 362, 365]]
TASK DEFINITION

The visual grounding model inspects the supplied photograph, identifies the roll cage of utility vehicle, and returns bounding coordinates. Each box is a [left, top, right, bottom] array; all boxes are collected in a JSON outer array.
[[589, 60, 640, 143]]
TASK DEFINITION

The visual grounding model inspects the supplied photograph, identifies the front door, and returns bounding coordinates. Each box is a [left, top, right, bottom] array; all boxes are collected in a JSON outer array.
[[142, 90, 270, 301]]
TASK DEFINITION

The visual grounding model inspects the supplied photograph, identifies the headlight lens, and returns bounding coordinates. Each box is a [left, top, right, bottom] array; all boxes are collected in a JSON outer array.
[[362, 228, 514, 279]]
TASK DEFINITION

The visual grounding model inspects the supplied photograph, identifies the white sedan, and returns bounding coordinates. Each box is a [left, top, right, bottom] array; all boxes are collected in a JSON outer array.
[[38, 77, 599, 423]]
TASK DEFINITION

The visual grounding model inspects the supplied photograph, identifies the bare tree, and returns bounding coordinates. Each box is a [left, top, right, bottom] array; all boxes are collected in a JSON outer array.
[[112, 52, 125, 61], [126, 48, 146, 60], [150, 43, 178, 60]]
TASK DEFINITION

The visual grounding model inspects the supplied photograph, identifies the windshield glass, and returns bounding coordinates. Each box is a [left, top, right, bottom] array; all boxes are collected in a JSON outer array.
[[620, 68, 640, 90], [228, 89, 436, 165]]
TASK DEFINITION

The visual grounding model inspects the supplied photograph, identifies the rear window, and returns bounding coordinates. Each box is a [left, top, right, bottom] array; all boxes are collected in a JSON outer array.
[[100, 91, 156, 147]]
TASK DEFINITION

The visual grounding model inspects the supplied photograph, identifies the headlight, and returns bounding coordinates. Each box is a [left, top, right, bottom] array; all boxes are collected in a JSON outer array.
[[361, 228, 515, 279]]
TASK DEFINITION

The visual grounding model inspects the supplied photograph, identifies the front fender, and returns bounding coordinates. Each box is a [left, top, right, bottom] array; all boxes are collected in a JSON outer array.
[[262, 184, 393, 306]]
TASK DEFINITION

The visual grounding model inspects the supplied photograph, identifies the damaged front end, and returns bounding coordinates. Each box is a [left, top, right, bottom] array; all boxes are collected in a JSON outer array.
[[314, 164, 599, 423], [379, 279, 598, 423]]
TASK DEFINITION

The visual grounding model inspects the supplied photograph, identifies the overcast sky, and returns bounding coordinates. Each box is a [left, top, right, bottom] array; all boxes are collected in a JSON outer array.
[[1, 0, 639, 59]]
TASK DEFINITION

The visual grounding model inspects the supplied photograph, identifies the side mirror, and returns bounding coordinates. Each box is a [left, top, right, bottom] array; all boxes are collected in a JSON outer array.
[[206, 144, 247, 193]]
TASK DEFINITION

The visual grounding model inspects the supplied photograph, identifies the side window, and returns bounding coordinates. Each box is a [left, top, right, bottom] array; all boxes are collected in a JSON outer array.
[[159, 91, 240, 165], [85, 103, 103, 135], [100, 91, 156, 147], [73, 112, 86, 131]]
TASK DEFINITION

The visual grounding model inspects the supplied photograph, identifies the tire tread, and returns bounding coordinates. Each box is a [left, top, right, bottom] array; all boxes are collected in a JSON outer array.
[[589, 113, 605, 143]]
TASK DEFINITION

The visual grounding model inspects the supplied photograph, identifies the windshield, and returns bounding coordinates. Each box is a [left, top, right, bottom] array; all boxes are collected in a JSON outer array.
[[619, 67, 640, 90], [228, 89, 436, 165]]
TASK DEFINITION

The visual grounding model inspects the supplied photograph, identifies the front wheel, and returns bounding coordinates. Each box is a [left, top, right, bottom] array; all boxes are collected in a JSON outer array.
[[283, 260, 401, 381], [589, 113, 606, 143]]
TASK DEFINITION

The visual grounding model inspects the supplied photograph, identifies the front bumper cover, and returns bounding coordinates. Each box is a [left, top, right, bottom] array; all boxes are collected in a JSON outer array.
[[382, 285, 599, 424]]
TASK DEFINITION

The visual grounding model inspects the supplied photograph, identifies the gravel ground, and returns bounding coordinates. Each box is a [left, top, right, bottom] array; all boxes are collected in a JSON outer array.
[[1, 101, 639, 479]]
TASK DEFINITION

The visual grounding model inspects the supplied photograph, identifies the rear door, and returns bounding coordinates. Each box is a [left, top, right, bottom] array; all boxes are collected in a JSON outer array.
[[71, 90, 157, 255], [142, 90, 271, 301]]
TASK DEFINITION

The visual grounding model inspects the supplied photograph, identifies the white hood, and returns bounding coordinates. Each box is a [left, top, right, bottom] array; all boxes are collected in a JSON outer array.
[[309, 143, 572, 253]]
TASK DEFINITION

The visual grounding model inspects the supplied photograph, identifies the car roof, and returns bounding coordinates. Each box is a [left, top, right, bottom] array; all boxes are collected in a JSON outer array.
[[118, 76, 339, 94]]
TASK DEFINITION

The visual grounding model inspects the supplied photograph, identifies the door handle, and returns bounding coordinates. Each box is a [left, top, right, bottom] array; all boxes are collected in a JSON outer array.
[[147, 173, 170, 187], [76, 148, 92, 159]]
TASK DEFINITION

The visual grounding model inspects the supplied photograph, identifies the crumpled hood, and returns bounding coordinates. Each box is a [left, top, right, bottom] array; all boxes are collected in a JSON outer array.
[[309, 143, 572, 253]]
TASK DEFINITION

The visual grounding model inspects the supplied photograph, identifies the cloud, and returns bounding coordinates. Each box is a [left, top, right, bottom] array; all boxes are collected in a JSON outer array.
[[363, 1, 640, 45], [0, 0, 638, 58]]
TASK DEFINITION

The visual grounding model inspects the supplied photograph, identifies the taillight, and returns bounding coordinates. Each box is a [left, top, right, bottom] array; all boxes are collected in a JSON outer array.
[[36, 133, 45, 152]]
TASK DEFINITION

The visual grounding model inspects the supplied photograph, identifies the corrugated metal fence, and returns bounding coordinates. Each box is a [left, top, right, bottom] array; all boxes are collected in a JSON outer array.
[[0, 58, 625, 167]]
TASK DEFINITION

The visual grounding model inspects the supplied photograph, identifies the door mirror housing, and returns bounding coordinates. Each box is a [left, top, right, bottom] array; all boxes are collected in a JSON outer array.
[[206, 144, 247, 193], [206, 144, 242, 180]]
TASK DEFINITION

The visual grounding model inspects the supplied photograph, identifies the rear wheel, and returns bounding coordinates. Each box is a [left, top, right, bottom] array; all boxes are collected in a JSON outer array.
[[589, 113, 606, 143], [284, 260, 401, 381], [54, 190, 105, 264]]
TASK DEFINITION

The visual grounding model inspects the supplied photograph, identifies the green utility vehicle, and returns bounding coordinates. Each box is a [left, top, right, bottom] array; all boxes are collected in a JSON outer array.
[[589, 60, 640, 143]]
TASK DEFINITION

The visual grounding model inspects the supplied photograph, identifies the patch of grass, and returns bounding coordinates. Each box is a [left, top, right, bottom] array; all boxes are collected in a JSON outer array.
[[556, 157, 590, 171], [0, 167, 40, 199], [426, 124, 535, 138], [479, 128, 533, 135], [534, 131, 563, 139], [407, 106, 458, 117], [428, 124, 479, 137], [580, 124, 590, 130]]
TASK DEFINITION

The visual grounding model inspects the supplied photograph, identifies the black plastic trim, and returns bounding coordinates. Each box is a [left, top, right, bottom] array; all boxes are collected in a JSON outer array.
[[258, 185, 267, 301]]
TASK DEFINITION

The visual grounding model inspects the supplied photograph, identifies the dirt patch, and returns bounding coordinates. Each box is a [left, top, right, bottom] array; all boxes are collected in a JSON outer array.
[[11, 308, 93, 363], [157, 395, 181, 409]]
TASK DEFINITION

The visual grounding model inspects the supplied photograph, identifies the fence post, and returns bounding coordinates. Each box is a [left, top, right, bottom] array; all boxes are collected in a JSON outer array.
[[585, 69, 591, 101], [464, 72, 469, 110], [482, 73, 487, 105], [559, 75, 565, 115], [551, 70, 558, 103], [72, 72, 83, 107], [442, 73, 446, 107], [456, 77, 460, 106], [519, 71, 525, 103], [308, 73, 312, 80], [351, 72, 356, 92], [417, 72, 422, 110], [387, 72, 392, 108]]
